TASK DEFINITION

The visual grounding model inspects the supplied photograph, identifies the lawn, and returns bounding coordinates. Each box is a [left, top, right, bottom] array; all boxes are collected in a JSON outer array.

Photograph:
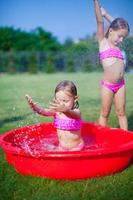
[[0, 73, 133, 200]]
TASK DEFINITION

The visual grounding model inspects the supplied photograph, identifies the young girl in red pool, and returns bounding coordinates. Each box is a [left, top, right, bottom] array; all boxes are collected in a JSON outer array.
[[25, 80, 84, 151]]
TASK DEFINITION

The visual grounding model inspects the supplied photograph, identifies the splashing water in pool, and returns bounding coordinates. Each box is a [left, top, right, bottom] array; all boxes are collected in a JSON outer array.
[[13, 127, 59, 157], [12, 125, 108, 157]]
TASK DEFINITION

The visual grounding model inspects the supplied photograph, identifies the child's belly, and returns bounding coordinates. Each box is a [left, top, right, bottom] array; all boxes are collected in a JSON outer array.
[[102, 63, 125, 83], [57, 129, 83, 149]]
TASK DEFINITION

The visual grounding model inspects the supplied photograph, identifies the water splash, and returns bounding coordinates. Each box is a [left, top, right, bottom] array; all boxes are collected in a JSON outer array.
[[13, 128, 59, 157]]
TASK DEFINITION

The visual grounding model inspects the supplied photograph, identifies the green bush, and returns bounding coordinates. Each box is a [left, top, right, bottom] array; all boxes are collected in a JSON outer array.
[[45, 54, 56, 73], [28, 52, 38, 74]]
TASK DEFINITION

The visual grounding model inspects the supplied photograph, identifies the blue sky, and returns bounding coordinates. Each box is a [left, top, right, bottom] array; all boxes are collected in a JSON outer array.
[[1, 0, 133, 43]]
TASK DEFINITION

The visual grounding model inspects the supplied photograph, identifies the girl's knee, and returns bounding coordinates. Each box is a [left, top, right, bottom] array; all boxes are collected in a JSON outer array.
[[101, 109, 110, 118], [115, 108, 125, 117]]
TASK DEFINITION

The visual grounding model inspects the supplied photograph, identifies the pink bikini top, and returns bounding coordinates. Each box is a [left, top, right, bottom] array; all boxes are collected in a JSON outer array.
[[53, 115, 82, 131], [99, 48, 124, 61]]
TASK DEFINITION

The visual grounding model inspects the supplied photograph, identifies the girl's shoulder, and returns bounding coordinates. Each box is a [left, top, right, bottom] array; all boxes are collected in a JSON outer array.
[[99, 38, 109, 51], [73, 108, 82, 117]]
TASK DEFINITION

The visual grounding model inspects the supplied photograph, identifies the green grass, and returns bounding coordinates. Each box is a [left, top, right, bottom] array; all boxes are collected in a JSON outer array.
[[0, 73, 133, 200]]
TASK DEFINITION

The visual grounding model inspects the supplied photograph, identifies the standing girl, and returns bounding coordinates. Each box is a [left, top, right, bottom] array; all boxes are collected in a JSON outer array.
[[93, 0, 130, 130], [25, 80, 84, 151]]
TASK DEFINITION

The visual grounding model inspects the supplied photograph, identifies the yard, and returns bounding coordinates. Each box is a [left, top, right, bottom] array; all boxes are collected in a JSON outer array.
[[0, 72, 133, 200]]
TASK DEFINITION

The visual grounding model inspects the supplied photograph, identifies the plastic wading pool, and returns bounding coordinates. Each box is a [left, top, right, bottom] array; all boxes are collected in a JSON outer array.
[[0, 122, 133, 180]]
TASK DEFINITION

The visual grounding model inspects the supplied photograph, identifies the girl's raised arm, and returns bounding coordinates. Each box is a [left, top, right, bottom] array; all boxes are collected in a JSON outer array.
[[25, 95, 55, 117], [93, 0, 104, 42], [100, 6, 114, 23]]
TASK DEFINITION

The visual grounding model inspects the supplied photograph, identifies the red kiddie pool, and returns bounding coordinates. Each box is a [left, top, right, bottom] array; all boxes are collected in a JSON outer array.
[[0, 122, 133, 180]]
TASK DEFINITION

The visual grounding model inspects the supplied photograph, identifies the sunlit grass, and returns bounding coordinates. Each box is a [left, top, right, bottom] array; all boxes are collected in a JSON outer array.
[[0, 73, 133, 200]]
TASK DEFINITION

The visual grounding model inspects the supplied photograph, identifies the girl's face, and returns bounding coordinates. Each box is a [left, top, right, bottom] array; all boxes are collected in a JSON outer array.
[[55, 90, 77, 110], [108, 28, 128, 46]]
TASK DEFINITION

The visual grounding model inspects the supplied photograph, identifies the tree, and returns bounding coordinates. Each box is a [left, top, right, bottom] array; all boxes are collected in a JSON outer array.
[[0, 26, 61, 52], [33, 27, 61, 51]]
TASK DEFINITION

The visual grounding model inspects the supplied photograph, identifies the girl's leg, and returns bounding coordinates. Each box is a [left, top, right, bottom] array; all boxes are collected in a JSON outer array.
[[99, 86, 114, 126], [114, 85, 128, 130]]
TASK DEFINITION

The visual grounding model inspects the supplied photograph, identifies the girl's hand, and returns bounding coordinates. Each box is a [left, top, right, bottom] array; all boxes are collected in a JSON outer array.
[[25, 94, 56, 116], [25, 94, 38, 112], [100, 6, 107, 17], [25, 94, 33, 104], [49, 99, 67, 113]]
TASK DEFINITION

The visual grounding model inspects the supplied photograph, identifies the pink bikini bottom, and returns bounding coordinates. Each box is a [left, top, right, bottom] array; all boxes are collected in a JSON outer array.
[[100, 79, 125, 93]]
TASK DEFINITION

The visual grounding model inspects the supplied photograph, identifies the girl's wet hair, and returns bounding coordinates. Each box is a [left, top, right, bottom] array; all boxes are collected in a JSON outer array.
[[55, 80, 79, 108], [105, 17, 130, 38]]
